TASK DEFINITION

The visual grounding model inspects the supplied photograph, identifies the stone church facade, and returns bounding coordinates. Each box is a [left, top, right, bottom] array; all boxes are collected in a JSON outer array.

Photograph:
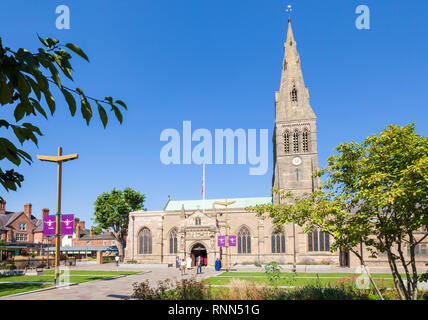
[[125, 20, 428, 268]]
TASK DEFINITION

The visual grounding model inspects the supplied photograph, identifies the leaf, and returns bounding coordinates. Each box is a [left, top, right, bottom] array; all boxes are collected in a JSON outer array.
[[48, 63, 61, 88], [80, 98, 92, 125], [29, 97, 47, 119], [97, 102, 108, 128], [0, 78, 13, 105], [65, 43, 89, 62], [42, 89, 56, 115], [25, 76, 41, 101], [13, 103, 26, 122], [115, 100, 128, 110], [61, 89, 77, 116], [112, 105, 123, 124], [37, 34, 49, 47]]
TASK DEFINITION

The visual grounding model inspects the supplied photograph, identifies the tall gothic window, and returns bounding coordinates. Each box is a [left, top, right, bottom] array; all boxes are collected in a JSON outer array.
[[138, 228, 152, 254], [283, 131, 290, 153], [169, 229, 178, 254], [291, 87, 298, 102], [195, 217, 201, 226], [308, 230, 330, 252], [293, 130, 299, 153], [237, 227, 251, 254], [271, 231, 286, 253], [302, 129, 309, 152]]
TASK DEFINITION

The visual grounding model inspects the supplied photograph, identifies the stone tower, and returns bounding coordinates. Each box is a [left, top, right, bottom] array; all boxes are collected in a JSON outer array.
[[272, 19, 320, 204]]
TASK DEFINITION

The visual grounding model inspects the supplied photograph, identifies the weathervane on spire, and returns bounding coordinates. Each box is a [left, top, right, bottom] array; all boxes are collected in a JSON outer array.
[[285, 4, 293, 22]]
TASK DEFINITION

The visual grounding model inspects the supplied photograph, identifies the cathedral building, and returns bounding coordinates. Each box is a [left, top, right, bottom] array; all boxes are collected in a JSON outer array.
[[125, 20, 428, 268]]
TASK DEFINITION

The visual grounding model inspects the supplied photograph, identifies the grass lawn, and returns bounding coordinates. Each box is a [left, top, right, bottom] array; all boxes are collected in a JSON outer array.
[[0, 283, 52, 297], [0, 270, 140, 286], [206, 272, 397, 288]]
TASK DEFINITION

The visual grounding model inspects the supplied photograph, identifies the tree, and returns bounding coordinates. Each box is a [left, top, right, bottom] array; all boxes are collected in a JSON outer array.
[[249, 123, 428, 300], [0, 35, 127, 198], [93, 188, 145, 261]]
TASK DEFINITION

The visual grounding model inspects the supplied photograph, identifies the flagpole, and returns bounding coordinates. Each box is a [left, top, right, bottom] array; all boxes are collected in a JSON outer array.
[[202, 162, 205, 213]]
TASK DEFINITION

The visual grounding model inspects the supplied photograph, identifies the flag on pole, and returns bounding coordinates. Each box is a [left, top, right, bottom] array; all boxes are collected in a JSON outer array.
[[202, 162, 205, 212], [201, 162, 205, 195]]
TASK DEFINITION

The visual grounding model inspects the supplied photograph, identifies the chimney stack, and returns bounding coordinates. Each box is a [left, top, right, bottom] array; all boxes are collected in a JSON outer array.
[[24, 203, 32, 220], [0, 200, 5, 214], [42, 208, 50, 218], [75, 222, 81, 240], [90, 229, 93, 236]]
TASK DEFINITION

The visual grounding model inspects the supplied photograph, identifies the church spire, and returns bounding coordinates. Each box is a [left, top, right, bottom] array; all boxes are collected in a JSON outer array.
[[277, 18, 315, 121], [272, 15, 320, 204], [286, 18, 295, 44]]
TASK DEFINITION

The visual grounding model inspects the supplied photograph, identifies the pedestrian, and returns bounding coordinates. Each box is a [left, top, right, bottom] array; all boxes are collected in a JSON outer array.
[[215, 258, 221, 271], [180, 258, 186, 275], [196, 256, 202, 274], [176, 256, 180, 268], [204, 257, 207, 266], [186, 256, 192, 270], [115, 254, 120, 267]]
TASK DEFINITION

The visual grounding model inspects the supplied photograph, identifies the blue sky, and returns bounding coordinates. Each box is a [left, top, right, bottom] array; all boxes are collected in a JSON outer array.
[[1, 1, 427, 227]]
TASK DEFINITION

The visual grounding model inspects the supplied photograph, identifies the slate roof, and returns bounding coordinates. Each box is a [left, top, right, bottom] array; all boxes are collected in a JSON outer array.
[[164, 197, 273, 211], [0, 211, 39, 231]]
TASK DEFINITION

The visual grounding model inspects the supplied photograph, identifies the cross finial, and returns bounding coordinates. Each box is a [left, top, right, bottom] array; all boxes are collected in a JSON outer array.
[[285, 4, 293, 22]]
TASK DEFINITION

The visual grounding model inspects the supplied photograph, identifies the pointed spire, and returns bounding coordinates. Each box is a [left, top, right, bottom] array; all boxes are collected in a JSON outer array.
[[286, 18, 295, 44]]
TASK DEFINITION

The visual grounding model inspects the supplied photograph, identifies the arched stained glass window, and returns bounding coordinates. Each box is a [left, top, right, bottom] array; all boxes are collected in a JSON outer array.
[[138, 228, 152, 254], [237, 227, 251, 254], [271, 232, 286, 253], [308, 230, 330, 252], [169, 229, 178, 254]]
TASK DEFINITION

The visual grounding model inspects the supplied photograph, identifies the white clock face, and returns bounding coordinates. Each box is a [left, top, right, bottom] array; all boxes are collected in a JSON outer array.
[[292, 157, 302, 166]]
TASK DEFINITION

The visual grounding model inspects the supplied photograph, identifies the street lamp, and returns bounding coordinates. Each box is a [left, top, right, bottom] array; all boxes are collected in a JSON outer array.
[[37, 147, 78, 284], [213, 199, 236, 272]]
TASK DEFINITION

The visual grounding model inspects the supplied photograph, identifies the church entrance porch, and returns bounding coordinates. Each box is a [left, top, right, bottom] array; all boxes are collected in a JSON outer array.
[[190, 243, 207, 267]]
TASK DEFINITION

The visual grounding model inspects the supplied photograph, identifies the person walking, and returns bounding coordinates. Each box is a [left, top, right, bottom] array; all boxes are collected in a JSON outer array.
[[196, 256, 202, 274], [180, 258, 186, 276], [176, 256, 180, 268], [115, 254, 120, 267]]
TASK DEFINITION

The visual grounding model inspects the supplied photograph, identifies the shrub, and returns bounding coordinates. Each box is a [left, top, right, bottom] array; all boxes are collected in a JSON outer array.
[[228, 279, 268, 300], [126, 260, 138, 264], [264, 261, 282, 287], [130, 276, 209, 300]]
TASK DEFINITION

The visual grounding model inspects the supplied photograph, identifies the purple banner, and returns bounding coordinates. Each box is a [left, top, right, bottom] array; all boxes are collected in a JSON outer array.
[[217, 236, 226, 247], [61, 214, 74, 236], [229, 235, 237, 247], [43, 215, 56, 237]]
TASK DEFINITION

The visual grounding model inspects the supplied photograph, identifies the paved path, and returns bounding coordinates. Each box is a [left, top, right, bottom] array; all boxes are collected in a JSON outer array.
[[1, 265, 218, 300]]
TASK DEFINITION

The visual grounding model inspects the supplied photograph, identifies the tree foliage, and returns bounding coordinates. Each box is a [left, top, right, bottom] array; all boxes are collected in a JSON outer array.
[[93, 188, 145, 260], [0, 35, 127, 196], [249, 123, 428, 300]]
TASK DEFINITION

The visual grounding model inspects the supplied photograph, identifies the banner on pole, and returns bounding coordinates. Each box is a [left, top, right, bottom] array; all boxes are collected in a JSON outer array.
[[43, 215, 56, 236], [228, 235, 237, 247], [61, 214, 74, 236], [217, 236, 226, 247]]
